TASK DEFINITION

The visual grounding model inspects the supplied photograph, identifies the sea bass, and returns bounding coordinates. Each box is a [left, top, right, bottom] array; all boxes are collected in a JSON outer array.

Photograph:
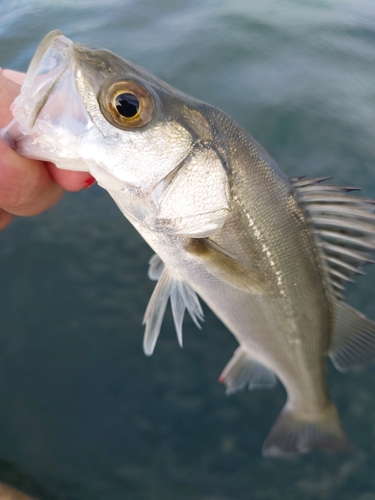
[[2, 30, 375, 457]]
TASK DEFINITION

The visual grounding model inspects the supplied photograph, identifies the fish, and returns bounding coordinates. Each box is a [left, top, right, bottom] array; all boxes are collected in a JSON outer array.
[[2, 30, 375, 457]]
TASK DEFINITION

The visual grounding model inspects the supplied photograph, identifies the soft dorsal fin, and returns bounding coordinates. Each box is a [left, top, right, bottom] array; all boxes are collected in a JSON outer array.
[[291, 176, 375, 299], [219, 347, 277, 395], [329, 300, 375, 371], [143, 257, 204, 355]]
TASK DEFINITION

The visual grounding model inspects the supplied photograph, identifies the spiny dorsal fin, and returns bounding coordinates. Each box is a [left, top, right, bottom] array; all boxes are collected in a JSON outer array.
[[219, 347, 276, 395], [291, 176, 375, 299], [143, 259, 203, 355]]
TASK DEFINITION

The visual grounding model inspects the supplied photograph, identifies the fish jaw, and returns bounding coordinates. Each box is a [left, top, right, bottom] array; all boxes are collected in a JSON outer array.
[[1, 31, 94, 172]]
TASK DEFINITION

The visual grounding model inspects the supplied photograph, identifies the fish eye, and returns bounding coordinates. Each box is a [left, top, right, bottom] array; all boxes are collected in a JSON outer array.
[[100, 80, 154, 129], [115, 93, 139, 118]]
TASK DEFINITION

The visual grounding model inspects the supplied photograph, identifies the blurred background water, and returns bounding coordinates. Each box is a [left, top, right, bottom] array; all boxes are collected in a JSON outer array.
[[0, 0, 375, 498]]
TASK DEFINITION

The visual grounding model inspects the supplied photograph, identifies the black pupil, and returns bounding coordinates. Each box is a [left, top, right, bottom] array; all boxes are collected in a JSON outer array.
[[115, 93, 140, 118]]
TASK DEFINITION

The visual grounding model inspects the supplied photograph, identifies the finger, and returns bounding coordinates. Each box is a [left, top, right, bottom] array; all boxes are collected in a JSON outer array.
[[0, 140, 64, 216], [0, 209, 13, 230], [46, 163, 96, 191], [2, 69, 25, 86], [0, 72, 95, 193], [0, 73, 21, 127]]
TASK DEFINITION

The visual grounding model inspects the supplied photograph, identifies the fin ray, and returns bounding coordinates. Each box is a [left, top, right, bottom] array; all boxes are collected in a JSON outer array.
[[170, 280, 185, 347], [143, 269, 172, 356], [329, 300, 375, 371], [179, 280, 204, 328], [292, 176, 375, 298], [144, 259, 203, 355]]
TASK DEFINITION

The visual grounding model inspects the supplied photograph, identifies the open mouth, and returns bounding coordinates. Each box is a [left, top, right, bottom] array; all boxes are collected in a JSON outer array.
[[0, 30, 92, 169], [12, 30, 75, 131]]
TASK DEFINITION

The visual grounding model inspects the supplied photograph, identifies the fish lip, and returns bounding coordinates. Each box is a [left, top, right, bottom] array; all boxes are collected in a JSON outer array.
[[1, 31, 73, 147], [11, 30, 75, 131], [0, 30, 94, 171], [25, 30, 66, 82]]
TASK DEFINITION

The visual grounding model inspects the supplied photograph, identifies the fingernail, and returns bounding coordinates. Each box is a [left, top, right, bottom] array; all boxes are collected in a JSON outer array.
[[84, 175, 96, 188]]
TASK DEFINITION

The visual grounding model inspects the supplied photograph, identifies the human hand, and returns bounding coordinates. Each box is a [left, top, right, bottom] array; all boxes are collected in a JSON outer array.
[[0, 69, 95, 230]]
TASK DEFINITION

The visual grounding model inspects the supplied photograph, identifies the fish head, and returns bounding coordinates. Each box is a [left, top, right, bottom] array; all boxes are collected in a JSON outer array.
[[2, 30, 230, 234]]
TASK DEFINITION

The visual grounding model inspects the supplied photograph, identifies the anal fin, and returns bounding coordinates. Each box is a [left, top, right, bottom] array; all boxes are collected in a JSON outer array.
[[329, 300, 375, 371], [219, 347, 276, 395]]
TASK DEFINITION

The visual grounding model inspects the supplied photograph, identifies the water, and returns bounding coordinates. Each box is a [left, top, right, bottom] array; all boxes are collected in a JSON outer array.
[[0, 1, 375, 498]]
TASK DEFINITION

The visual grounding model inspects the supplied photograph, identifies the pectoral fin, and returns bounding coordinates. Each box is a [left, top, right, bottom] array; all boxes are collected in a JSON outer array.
[[186, 238, 269, 294]]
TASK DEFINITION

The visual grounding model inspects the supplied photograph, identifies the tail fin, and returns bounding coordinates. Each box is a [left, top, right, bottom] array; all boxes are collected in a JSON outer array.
[[262, 402, 350, 457]]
